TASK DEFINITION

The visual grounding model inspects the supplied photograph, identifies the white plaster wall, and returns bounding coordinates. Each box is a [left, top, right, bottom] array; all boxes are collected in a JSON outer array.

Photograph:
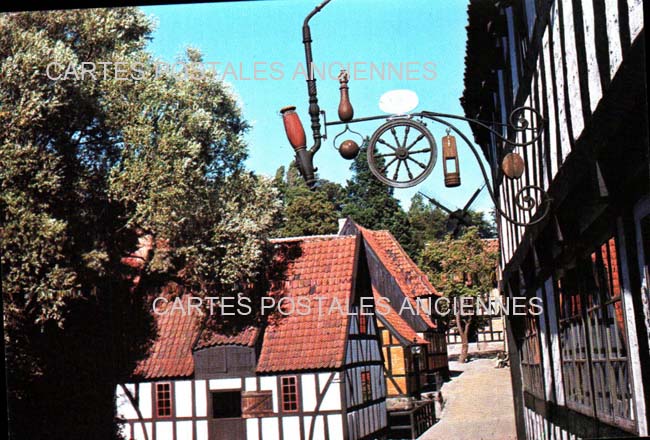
[[260, 376, 279, 412], [301, 374, 317, 412], [155, 421, 173, 440], [115, 384, 136, 420], [175, 380, 192, 417], [247, 418, 260, 440], [133, 422, 152, 440], [196, 420, 208, 440], [176, 420, 193, 439], [306, 415, 325, 440], [139, 383, 152, 419], [319, 373, 341, 411], [245, 377, 257, 392], [209, 377, 242, 390], [281, 416, 300, 439], [261, 417, 280, 440], [327, 414, 344, 439], [628, 0, 643, 40]]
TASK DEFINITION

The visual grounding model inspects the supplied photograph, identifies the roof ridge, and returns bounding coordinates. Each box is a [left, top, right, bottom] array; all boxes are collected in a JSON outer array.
[[270, 234, 348, 243]]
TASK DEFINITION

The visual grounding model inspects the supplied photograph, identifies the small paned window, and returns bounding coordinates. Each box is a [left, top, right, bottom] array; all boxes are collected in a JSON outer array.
[[155, 382, 172, 418], [281, 376, 299, 412], [361, 370, 372, 403]]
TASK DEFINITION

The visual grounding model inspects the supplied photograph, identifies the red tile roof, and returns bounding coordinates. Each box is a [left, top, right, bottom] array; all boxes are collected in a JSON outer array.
[[358, 226, 440, 298], [349, 224, 438, 330], [133, 295, 200, 379], [135, 226, 442, 378], [483, 238, 499, 255], [374, 289, 427, 344], [256, 236, 358, 373]]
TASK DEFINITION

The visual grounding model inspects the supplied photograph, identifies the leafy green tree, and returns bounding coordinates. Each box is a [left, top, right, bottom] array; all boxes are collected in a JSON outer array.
[[341, 143, 416, 255], [467, 210, 497, 238], [1, 9, 280, 439], [419, 227, 498, 363], [408, 193, 449, 251], [273, 163, 344, 237], [407, 194, 497, 248]]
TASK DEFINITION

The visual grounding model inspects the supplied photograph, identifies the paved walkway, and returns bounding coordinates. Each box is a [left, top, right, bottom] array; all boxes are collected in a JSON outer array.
[[420, 359, 516, 440]]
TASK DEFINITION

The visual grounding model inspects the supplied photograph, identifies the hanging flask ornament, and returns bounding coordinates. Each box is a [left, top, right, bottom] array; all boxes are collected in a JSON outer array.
[[337, 70, 354, 122]]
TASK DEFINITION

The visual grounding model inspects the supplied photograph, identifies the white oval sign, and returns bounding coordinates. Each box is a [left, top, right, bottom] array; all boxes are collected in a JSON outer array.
[[378, 89, 419, 114]]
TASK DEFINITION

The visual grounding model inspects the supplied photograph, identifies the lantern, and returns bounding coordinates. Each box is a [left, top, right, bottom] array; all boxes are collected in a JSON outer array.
[[280, 106, 316, 186], [442, 130, 461, 187]]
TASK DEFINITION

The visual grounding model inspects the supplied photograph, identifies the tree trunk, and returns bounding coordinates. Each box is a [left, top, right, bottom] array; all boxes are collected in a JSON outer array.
[[456, 314, 473, 363]]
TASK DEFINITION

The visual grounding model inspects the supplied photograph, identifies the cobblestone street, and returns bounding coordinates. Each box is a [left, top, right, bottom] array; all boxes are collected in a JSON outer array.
[[420, 359, 516, 440]]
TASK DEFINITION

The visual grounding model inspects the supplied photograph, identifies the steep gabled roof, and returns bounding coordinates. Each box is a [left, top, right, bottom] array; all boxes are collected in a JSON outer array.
[[256, 235, 358, 373], [339, 219, 439, 332], [358, 225, 440, 299]]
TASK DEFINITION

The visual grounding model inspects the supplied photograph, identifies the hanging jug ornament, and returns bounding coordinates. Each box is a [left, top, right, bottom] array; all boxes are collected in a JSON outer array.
[[280, 106, 306, 150], [502, 152, 525, 179], [442, 129, 461, 187], [280, 105, 317, 185], [337, 70, 354, 122]]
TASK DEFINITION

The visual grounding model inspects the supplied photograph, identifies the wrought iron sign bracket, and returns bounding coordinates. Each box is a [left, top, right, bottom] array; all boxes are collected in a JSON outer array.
[[279, 0, 551, 228]]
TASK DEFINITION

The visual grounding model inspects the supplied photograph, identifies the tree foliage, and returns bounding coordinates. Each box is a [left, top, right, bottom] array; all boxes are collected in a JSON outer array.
[[273, 163, 344, 237], [408, 193, 449, 250], [1, 9, 280, 439], [419, 227, 498, 362]]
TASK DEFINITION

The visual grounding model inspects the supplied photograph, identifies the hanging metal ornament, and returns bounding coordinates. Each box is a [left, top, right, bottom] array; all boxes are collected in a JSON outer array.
[[502, 152, 525, 179], [442, 129, 461, 187], [278, 0, 551, 227], [333, 124, 363, 160], [337, 70, 354, 122]]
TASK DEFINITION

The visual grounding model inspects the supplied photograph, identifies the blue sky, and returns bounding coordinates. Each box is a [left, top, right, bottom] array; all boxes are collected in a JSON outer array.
[[142, 0, 492, 212]]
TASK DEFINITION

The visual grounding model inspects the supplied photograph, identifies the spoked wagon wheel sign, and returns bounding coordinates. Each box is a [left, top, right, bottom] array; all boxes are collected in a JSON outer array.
[[367, 118, 437, 188]]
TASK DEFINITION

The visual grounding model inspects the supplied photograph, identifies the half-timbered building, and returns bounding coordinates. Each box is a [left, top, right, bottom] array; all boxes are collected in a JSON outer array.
[[339, 219, 449, 396], [462, 0, 647, 438], [339, 219, 447, 438], [115, 234, 388, 440]]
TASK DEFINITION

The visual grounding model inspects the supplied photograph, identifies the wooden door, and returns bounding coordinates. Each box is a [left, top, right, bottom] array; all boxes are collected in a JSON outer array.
[[208, 390, 246, 440]]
